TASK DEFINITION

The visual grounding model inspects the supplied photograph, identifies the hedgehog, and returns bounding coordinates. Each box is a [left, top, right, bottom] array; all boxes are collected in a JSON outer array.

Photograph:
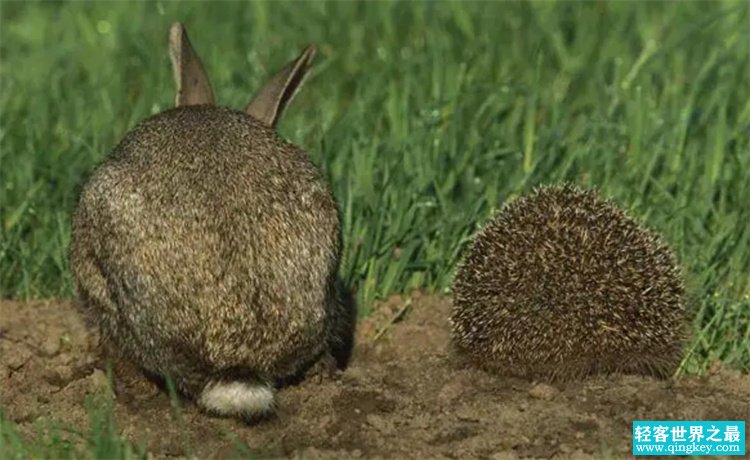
[[450, 184, 687, 381]]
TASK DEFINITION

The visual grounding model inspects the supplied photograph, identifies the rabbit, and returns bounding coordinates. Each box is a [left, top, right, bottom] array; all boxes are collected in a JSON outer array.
[[69, 22, 354, 420]]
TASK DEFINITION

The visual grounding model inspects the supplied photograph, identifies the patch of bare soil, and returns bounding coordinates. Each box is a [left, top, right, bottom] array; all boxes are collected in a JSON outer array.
[[1, 294, 749, 459]]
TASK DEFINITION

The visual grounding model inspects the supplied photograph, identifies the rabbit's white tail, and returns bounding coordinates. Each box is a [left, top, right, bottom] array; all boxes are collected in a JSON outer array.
[[198, 380, 274, 418]]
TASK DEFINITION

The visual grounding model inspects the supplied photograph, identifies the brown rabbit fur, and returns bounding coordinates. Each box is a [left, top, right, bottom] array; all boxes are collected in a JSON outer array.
[[70, 23, 353, 420]]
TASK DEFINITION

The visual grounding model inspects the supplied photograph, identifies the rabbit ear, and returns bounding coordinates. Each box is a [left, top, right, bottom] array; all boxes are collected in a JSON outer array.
[[245, 45, 316, 128], [169, 23, 215, 107]]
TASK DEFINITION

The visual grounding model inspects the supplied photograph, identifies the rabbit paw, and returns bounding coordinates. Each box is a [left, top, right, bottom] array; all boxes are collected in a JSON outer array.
[[104, 352, 160, 404], [305, 352, 339, 384]]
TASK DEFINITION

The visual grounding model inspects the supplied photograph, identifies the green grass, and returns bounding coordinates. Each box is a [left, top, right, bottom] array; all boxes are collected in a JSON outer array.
[[2, 0, 749, 368], [1, 0, 749, 456], [1, 389, 148, 459]]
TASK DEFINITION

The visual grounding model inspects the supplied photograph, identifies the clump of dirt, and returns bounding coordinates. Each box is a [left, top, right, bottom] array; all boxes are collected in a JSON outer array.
[[1, 294, 749, 459]]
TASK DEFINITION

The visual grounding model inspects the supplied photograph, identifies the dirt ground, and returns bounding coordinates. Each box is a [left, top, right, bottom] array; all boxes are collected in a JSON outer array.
[[1, 294, 749, 459]]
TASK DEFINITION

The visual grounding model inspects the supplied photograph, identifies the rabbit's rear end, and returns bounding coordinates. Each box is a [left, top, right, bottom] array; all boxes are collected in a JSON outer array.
[[70, 24, 351, 420]]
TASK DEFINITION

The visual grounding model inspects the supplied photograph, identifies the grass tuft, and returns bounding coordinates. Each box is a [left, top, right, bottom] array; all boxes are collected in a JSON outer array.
[[0, 382, 147, 459]]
